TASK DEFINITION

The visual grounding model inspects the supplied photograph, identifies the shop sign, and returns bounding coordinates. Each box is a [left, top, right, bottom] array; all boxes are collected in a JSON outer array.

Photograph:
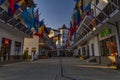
[[100, 29, 111, 38], [4, 39, 9, 44]]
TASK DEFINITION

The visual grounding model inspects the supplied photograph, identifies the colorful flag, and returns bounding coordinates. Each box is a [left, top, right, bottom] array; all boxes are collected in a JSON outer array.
[[84, 2, 91, 15], [22, 10, 31, 29], [22, 6, 35, 29], [73, 11, 80, 32], [69, 21, 74, 40], [49, 37, 53, 41], [38, 25, 44, 37], [38, 24, 45, 35], [39, 19, 44, 27], [8, 0, 15, 15], [8, 0, 20, 15], [74, 0, 84, 21], [0, 0, 5, 5], [17, 0, 25, 6]]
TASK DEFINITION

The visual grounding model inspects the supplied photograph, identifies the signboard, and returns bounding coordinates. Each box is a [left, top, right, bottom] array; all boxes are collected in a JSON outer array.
[[100, 29, 111, 38], [4, 39, 9, 44]]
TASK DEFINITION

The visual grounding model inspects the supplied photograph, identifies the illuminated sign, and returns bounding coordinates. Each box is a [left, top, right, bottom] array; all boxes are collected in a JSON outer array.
[[100, 29, 111, 37], [4, 39, 9, 44]]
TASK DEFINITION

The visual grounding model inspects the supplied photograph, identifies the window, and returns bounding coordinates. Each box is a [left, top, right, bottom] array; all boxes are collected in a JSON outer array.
[[100, 36, 118, 56], [91, 43, 95, 56], [87, 46, 90, 58], [82, 47, 86, 56], [78, 49, 81, 55]]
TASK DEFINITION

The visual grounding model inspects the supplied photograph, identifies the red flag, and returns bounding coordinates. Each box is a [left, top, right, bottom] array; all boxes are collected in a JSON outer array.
[[8, 0, 15, 15], [34, 32, 44, 37], [73, 20, 78, 32]]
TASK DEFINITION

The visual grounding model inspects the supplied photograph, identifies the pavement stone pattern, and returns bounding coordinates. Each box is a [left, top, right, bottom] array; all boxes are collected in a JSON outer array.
[[0, 57, 120, 80]]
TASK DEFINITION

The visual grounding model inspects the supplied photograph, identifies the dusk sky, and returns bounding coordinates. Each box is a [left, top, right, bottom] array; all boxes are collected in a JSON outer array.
[[35, 0, 75, 29]]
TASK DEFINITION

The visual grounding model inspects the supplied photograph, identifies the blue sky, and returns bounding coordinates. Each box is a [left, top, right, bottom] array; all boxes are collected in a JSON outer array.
[[34, 0, 75, 29]]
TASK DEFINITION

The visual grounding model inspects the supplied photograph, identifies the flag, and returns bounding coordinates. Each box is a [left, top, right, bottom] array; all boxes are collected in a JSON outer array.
[[34, 8, 39, 18], [69, 21, 74, 40], [22, 6, 35, 29], [32, 8, 39, 34], [74, 0, 84, 18], [38, 23, 45, 37], [44, 25, 49, 34], [34, 19, 44, 37], [73, 11, 80, 32], [0, 0, 5, 5], [84, 2, 91, 15], [49, 37, 53, 41], [76, 10, 82, 26], [22, 9, 31, 29], [38, 26, 44, 37], [39, 19, 44, 27], [8, 0, 15, 15], [8, 0, 20, 15], [16, 0, 25, 7]]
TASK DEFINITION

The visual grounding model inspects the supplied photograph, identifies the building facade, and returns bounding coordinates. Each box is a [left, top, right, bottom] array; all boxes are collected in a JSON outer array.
[[59, 24, 70, 56], [23, 36, 39, 60], [72, 0, 120, 65], [0, 0, 34, 62], [59, 24, 69, 49]]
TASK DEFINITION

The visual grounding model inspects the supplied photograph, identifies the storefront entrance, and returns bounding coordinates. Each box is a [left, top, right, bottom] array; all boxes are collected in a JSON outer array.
[[0, 38, 12, 61], [100, 36, 118, 63], [100, 36, 118, 56]]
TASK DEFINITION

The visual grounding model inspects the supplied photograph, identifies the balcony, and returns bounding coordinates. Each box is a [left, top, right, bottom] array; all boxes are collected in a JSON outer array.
[[72, 0, 120, 48], [0, 0, 36, 37]]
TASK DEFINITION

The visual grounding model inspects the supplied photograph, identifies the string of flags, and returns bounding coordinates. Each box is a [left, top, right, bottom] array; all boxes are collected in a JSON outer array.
[[69, 0, 93, 40], [0, 0, 47, 37]]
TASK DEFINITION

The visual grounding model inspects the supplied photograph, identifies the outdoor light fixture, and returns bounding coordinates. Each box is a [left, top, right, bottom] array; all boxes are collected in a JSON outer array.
[[103, 0, 108, 3], [93, 27, 96, 31], [39, 43, 44, 45]]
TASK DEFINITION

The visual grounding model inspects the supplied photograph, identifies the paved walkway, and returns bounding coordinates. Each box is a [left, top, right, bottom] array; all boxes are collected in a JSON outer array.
[[0, 57, 120, 80]]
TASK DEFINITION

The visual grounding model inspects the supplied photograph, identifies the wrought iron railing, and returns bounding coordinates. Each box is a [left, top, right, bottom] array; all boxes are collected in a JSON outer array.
[[73, 0, 120, 47]]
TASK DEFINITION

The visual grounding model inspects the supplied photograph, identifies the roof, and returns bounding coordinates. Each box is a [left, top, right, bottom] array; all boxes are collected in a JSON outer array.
[[52, 29, 60, 32], [60, 24, 69, 30]]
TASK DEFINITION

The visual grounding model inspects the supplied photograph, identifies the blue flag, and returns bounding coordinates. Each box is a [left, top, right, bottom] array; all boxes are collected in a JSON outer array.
[[0, 0, 5, 5], [84, 2, 91, 15], [22, 9, 31, 29], [39, 19, 44, 27], [22, 6, 35, 29]]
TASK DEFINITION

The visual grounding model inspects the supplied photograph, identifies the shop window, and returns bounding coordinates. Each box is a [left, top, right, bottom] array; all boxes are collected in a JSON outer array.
[[14, 41, 21, 55], [100, 36, 118, 56], [0, 38, 11, 61]]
